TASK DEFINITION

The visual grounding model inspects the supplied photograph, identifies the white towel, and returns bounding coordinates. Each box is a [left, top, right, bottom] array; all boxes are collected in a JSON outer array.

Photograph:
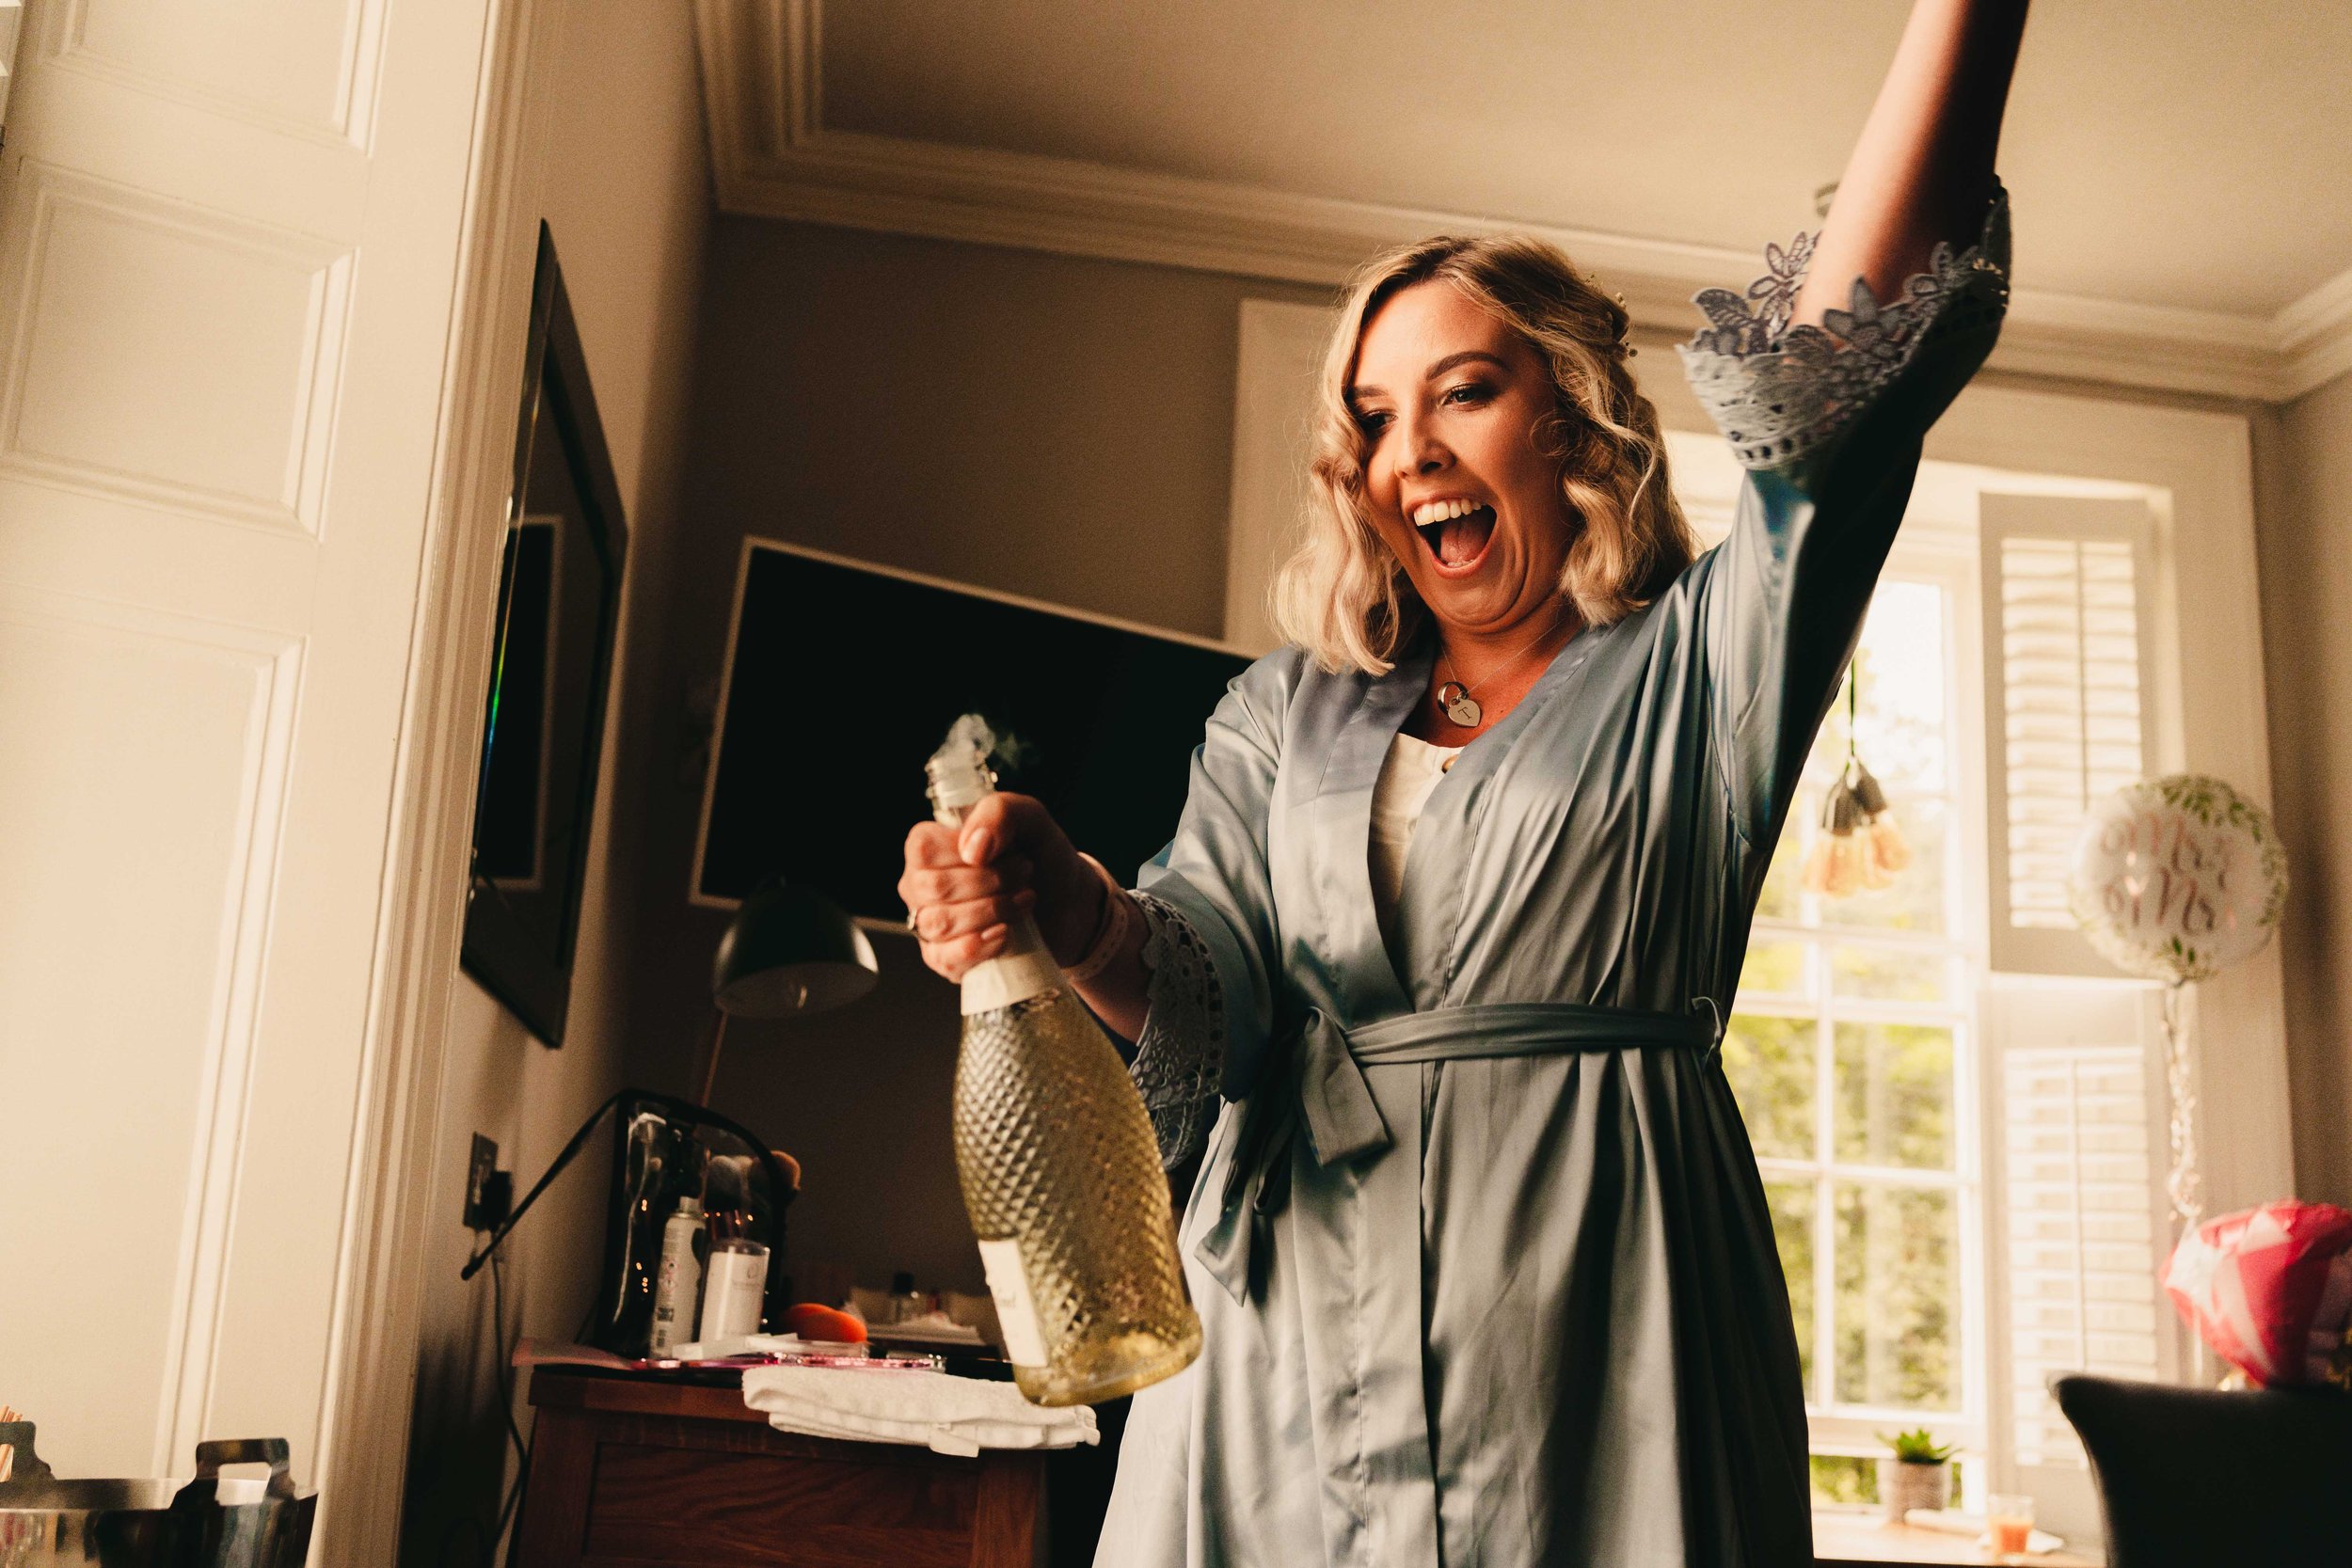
[[740, 1366, 1099, 1458]]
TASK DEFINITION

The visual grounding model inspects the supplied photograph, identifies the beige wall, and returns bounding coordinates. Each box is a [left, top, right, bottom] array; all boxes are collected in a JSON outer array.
[[2253, 369, 2352, 1209], [618, 219, 1327, 1295], [400, 4, 710, 1560]]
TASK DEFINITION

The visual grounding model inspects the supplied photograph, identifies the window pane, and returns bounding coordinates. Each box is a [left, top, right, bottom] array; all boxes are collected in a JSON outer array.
[[1858, 582, 1950, 790], [1756, 810, 1804, 923], [1740, 939, 1811, 1000], [1835, 1022, 1955, 1169], [1834, 1182, 1960, 1410], [1766, 1179, 1816, 1394], [1810, 583, 1950, 794], [1831, 943, 1949, 1004], [1807, 1455, 1969, 1509], [1723, 1012, 1815, 1160], [1810, 1454, 1878, 1506]]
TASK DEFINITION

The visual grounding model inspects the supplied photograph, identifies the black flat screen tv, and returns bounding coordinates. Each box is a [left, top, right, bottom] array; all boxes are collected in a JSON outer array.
[[693, 542, 1256, 922]]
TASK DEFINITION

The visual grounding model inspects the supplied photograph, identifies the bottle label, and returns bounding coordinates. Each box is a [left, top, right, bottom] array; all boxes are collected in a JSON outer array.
[[977, 1239, 1050, 1367], [699, 1246, 769, 1344], [648, 1229, 702, 1356], [961, 946, 1062, 1015]]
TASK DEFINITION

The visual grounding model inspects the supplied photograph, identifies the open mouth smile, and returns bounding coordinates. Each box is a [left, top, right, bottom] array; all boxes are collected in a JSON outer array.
[[1410, 498, 1497, 577]]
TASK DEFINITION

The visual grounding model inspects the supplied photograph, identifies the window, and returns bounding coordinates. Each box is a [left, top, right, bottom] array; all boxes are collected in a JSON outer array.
[[1725, 572, 1987, 1504], [1680, 436, 2177, 1526]]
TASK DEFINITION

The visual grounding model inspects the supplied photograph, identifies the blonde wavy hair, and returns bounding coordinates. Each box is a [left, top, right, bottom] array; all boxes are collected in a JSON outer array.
[[1269, 233, 1694, 675]]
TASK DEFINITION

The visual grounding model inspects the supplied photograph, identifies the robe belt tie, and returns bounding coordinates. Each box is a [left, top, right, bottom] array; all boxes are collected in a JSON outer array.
[[1194, 998, 1724, 1305]]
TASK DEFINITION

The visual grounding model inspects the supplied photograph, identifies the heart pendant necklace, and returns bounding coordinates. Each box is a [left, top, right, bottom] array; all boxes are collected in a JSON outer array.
[[1436, 606, 1571, 730], [1436, 683, 1484, 727]]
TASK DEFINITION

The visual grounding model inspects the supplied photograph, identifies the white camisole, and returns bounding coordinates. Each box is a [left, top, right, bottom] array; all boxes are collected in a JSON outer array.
[[1368, 730, 1465, 974]]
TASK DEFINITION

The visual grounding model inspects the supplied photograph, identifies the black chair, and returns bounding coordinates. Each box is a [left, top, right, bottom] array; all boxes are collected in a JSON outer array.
[[2052, 1372, 2352, 1566]]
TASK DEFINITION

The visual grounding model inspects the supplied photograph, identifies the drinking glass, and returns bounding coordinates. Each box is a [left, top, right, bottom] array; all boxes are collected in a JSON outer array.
[[1986, 1493, 2034, 1562]]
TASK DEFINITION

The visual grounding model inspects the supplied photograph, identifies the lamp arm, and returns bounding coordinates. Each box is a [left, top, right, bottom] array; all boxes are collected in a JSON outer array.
[[698, 1011, 729, 1108]]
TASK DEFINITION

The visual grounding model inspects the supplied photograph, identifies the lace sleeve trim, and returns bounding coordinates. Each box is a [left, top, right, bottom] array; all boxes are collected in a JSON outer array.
[[1677, 183, 2011, 469], [1127, 890, 1226, 1173]]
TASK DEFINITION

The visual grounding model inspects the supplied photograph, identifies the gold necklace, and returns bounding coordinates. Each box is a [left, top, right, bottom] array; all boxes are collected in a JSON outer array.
[[1435, 607, 1569, 728]]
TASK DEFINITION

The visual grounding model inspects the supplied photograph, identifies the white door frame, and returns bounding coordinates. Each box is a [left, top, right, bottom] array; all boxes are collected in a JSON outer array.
[[308, 0, 564, 1559]]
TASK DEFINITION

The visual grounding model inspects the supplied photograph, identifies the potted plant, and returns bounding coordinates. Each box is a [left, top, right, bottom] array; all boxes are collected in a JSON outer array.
[[1877, 1427, 1955, 1524]]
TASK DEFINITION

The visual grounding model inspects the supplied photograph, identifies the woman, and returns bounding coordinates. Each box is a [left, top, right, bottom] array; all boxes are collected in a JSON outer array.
[[899, 2, 2026, 1561]]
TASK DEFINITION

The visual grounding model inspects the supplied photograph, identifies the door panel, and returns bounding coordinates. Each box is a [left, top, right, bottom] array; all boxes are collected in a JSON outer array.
[[0, 162, 353, 531], [56, 0, 387, 145], [0, 0, 493, 1496], [0, 590, 299, 1473]]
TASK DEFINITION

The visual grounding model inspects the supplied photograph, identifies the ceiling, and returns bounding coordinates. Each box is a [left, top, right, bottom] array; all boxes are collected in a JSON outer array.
[[696, 0, 2352, 399]]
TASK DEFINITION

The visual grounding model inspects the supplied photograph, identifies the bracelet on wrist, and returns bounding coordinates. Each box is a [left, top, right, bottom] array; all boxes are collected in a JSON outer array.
[[1060, 853, 1134, 986]]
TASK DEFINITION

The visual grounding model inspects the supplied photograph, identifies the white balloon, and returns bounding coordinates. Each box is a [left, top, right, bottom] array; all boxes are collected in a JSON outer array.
[[2067, 774, 2286, 984]]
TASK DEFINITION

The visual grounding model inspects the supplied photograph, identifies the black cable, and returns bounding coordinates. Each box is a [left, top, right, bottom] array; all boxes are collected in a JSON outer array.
[[487, 1248, 531, 1559], [424, 1250, 526, 1568], [489, 1250, 530, 1465], [461, 1091, 628, 1281]]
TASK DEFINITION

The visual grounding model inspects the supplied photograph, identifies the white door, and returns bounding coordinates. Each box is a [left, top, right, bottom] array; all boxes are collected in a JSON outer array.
[[0, 0, 494, 1499]]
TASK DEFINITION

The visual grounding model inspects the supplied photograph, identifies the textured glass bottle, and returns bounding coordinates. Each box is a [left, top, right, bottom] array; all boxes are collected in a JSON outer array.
[[927, 741, 1200, 1406]]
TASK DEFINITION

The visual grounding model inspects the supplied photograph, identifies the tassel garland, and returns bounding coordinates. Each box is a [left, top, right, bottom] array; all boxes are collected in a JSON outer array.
[[1802, 757, 1912, 897], [1801, 660, 1911, 900]]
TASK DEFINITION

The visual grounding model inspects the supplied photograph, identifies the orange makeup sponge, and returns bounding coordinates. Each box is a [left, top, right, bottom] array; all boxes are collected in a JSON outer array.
[[784, 1303, 867, 1344]]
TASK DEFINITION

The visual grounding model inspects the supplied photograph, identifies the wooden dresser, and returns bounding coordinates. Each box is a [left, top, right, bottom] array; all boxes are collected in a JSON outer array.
[[515, 1365, 2099, 1567], [514, 1365, 1047, 1567]]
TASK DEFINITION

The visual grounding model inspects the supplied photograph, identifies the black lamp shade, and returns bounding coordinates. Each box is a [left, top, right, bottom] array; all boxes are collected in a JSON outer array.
[[712, 878, 879, 1018]]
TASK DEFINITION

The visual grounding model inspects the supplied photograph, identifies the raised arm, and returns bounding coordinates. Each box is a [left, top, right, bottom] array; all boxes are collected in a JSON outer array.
[[1677, 0, 2024, 855], [1793, 0, 2028, 327]]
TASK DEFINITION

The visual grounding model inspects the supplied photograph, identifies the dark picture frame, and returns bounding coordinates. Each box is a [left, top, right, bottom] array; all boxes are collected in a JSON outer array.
[[460, 224, 628, 1047], [691, 540, 1250, 923]]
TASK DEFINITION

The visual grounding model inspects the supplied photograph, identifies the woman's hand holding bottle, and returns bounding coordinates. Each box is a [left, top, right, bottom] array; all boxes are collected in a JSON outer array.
[[900, 791, 1105, 985]]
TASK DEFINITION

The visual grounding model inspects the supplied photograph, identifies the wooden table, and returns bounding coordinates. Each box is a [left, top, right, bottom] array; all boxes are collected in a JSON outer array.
[[1813, 1510, 2102, 1566], [514, 1365, 1046, 1567]]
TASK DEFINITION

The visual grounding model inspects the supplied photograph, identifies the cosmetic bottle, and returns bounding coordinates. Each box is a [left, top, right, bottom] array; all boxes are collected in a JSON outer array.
[[649, 1196, 706, 1357], [699, 1237, 771, 1343]]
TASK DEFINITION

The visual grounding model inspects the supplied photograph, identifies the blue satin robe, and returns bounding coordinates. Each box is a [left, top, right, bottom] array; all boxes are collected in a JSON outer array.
[[1099, 192, 2010, 1568]]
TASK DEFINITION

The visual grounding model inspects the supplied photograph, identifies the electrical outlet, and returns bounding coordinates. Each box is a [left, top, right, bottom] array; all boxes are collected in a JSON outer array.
[[464, 1133, 506, 1231]]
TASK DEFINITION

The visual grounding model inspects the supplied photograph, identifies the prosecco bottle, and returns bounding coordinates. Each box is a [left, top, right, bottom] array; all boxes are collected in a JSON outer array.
[[926, 731, 1200, 1406]]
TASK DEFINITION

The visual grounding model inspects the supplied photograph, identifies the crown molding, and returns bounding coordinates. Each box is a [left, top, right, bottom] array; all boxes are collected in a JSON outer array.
[[2276, 261, 2352, 399], [696, 0, 2346, 404]]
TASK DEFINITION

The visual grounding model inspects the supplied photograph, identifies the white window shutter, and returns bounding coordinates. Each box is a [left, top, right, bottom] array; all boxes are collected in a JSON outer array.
[[1978, 495, 2158, 976], [1983, 980, 2173, 1544]]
